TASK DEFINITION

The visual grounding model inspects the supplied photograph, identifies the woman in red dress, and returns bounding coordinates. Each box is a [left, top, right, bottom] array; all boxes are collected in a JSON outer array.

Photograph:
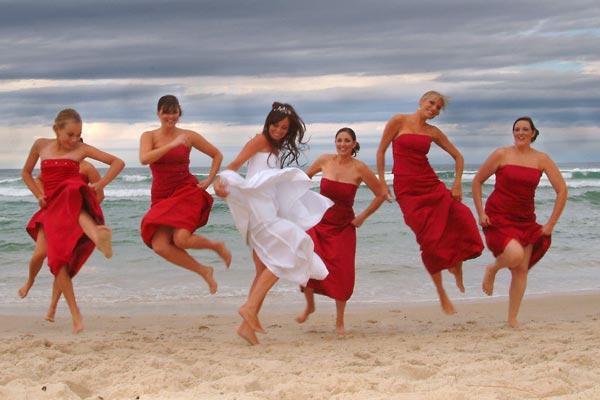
[[21, 108, 125, 333], [296, 128, 386, 335], [140, 95, 231, 294], [472, 117, 567, 328], [376, 91, 483, 314], [19, 159, 104, 323]]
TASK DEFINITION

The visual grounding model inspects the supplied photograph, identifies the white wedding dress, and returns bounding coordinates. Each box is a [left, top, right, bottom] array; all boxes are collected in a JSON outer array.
[[220, 152, 332, 285]]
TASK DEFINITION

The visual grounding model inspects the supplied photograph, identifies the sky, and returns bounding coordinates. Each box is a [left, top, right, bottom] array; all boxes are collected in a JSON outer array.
[[1, 0, 599, 168]]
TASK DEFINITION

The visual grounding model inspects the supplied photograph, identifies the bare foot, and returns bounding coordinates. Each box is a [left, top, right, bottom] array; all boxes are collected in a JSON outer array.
[[215, 242, 232, 268], [507, 318, 521, 329], [18, 280, 34, 298], [72, 315, 84, 334], [449, 264, 465, 293], [199, 267, 217, 294], [482, 265, 497, 296], [336, 325, 346, 336], [239, 304, 265, 333], [45, 308, 56, 322], [237, 322, 259, 345], [295, 303, 315, 324], [96, 226, 113, 259]]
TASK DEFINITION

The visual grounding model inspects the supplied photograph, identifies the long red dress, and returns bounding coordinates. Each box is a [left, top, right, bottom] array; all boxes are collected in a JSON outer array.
[[140, 145, 213, 247], [305, 178, 358, 301], [392, 134, 483, 275], [483, 164, 551, 268], [26, 159, 104, 277]]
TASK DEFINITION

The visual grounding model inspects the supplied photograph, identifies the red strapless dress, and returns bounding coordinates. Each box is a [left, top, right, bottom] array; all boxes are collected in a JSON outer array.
[[140, 145, 213, 247], [26, 159, 104, 277], [483, 165, 551, 269], [305, 178, 358, 301], [392, 134, 483, 275]]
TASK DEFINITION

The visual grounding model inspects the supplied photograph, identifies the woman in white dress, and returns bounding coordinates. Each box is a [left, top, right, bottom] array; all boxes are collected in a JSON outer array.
[[214, 102, 332, 345]]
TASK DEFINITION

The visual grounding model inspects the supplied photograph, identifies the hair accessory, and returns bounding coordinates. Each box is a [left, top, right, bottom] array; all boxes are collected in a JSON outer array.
[[272, 105, 292, 115]]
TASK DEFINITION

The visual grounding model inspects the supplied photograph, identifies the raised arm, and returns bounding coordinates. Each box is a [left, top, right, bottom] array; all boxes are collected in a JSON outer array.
[[432, 127, 464, 201], [540, 154, 567, 235], [21, 139, 46, 207], [82, 144, 125, 196], [80, 161, 105, 203], [139, 131, 189, 165], [305, 155, 326, 179], [471, 149, 503, 227], [189, 131, 223, 189], [351, 161, 387, 227]]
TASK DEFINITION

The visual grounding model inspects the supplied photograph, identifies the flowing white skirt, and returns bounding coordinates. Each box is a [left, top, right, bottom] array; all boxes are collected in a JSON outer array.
[[220, 167, 333, 285]]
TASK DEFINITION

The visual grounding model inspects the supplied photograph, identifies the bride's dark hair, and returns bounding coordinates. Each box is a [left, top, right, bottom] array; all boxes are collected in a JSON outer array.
[[262, 102, 307, 167]]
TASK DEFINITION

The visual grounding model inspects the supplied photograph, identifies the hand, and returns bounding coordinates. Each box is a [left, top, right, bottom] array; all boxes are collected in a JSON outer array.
[[197, 178, 211, 190], [451, 184, 462, 202], [37, 195, 47, 208], [381, 182, 393, 202], [351, 215, 365, 228], [479, 213, 491, 228], [171, 134, 191, 148], [88, 182, 105, 200], [213, 178, 229, 198], [541, 223, 554, 236]]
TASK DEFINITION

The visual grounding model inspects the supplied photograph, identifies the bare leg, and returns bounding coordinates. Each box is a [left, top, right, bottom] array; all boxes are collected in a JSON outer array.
[[296, 287, 315, 323], [507, 244, 533, 328], [449, 262, 465, 293], [335, 300, 347, 335], [482, 240, 525, 296], [55, 266, 83, 334], [79, 211, 112, 258], [239, 251, 278, 334], [46, 279, 61, 322], [19, 230, 47, 298], [173, 229, 232, 268], [238, 252, 267, 345], [152, 227, 218, 294], [431, 272, 456, 315]]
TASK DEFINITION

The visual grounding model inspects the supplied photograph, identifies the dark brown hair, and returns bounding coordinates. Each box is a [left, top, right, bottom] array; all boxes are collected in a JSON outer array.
[[513, 116, 539, 142], [262, 102, 307, 167], [335, 127, 360, 157], [157, 95, 182, 116]]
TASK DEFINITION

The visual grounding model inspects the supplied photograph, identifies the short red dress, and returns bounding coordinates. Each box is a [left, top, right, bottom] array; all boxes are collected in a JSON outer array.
[[26, 159, 104, 277], [483, 164, 551, 268], [392, 134, 483, 275], [305, 178, 358, 301], [140, 145, 213, 247]]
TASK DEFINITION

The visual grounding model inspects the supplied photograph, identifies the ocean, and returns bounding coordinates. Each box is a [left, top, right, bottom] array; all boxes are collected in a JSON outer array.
[[1, 164, 599, 312]]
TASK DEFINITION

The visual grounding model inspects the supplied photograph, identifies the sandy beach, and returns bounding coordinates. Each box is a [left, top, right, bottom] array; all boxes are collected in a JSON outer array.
[[1, 292, 600, 400]]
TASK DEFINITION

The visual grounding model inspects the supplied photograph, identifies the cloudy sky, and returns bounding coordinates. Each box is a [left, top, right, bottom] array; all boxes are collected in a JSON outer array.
[[1, 0, 599, 168]]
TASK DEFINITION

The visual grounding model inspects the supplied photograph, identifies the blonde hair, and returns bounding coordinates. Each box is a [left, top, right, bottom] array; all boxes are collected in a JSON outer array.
[[420, 91, 449, 110], [54, 108, 82, 129]]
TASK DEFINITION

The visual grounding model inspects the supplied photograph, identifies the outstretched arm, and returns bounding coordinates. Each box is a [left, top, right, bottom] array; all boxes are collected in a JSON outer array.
[[432, 127, 464, 201], [21, 139, 46, 207], [214, 134, 265, 198], [471, 149, 503, 227], [189, 131, 223, 189], [540, 154, 567, 235], [352, 162, 387, 227], [376, 115, 402, 199]]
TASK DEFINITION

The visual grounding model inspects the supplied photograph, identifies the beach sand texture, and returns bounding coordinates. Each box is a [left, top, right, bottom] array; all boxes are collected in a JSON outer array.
[[1, 292, 600, 400]]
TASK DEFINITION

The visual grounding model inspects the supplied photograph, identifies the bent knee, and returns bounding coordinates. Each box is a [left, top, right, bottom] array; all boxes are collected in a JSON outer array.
[[172, 230, 191, 249], [152, 240, 171, 257]]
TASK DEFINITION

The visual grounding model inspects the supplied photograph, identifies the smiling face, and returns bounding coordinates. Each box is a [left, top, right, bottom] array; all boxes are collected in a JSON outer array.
[[335, 130, 356, 157], [419, 94, 445, 120], [513, 119, 535, 146], [157, 108, 180, 128], [54, 120, 83, 150], [268, 117, 290, 142]]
